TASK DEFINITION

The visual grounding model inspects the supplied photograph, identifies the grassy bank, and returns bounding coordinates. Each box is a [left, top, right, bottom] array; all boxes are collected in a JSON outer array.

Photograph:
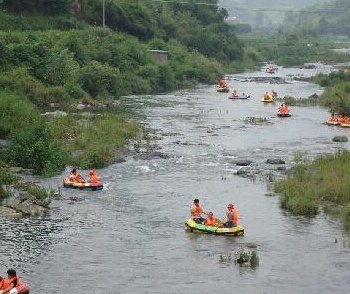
[[312, 69, 350, 114], [0, 92, 142, 176], [0, 163, 51, 201], [274, 151, 350, 229]]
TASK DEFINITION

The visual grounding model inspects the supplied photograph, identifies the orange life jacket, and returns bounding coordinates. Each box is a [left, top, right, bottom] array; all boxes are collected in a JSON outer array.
[[69, 172, 83, 183], [2, 276, 19, 291], [191, 204, 203, 217], [226, 209, 238, 225], [219, 80, 227, 88], [204, 217, 216, 226], [89, 174, 100, 184], [279, 106, 289, 114]]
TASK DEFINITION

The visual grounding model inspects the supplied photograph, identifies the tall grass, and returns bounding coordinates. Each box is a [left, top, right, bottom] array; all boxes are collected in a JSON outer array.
[[47, 113, 140, 169], [0, 91, 39, 138], [275, 151, 350, 229]]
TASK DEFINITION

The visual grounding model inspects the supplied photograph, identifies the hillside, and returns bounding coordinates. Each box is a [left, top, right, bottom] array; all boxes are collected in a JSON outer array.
[[291, 0, 350, 36], [219, 0, 336, 29], [0, 0, 245, 175]]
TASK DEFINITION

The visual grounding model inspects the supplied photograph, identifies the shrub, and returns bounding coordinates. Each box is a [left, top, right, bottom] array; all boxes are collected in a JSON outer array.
[[79, 61, 126, 98], [4, 124, 66, 176], [0, 91, 38, 138]]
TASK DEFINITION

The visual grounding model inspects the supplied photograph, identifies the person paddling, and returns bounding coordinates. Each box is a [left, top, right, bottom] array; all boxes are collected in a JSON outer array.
[[222, 203, 238, 228], [191, 198, 207, 223], [0, 269, 19, 294], [87, 169, 100, 184], [69, 168, 85, 183]]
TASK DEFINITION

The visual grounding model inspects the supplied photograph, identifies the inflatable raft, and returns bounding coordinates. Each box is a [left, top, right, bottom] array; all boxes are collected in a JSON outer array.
[[11, 284, 30, 294], [229, 94, 250, 99], [217, 87, 229, 93], [341, 123, 350, 128], [277, 112, 291, 117], [185, 218, 244, 236], [63, 178, 103, 191], [261, 98, 274, 103]]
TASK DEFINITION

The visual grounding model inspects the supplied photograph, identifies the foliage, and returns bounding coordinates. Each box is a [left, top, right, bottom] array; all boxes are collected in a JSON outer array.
[[47, 113, 140, 169], [0, 163, 17, 186], [219, 249, 259, 268], [240, 35, 350, 67], [282, 0, 350, 37], [2, 0, 70, 15], [4, 124, 66, 176], [275, 151, 350, 228], [0, 0, 246, 175], [0, 91, 39, 138], [15, 181, 52, 203], [313, 69, 350, 114]]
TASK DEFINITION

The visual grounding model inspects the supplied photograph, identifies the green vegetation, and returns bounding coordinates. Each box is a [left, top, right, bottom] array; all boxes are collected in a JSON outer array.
[[313, 68, 350, 114], [220, 0, 329, 31], [0, 0, 250, 176], [0, 163, 18, 199], [240, 35, 350, 66], [219, 249, 259, 268], [275, 151, 350, 229], [282, 0, 350, 37]]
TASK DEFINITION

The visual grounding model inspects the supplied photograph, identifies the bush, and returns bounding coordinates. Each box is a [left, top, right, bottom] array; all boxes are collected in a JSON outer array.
[[0, 163, 17, 185], [4, 124, 66, 176], [79, 61, 126, 98], [0, 91, 38, 138]]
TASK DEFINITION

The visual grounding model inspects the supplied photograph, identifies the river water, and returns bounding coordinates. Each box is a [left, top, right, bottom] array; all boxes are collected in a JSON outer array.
[[1, 65, 350, 293]]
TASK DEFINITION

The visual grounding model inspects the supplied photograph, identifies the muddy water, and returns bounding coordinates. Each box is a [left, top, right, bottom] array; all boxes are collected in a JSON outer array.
[[1, 65, 350, 293]]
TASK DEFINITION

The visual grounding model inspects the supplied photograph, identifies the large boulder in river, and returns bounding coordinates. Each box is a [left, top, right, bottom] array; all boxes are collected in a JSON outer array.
[[266, 158, 285, 164], [332, 136, 348, 143]]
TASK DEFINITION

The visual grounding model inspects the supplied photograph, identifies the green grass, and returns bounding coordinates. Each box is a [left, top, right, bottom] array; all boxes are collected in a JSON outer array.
[[47, 113, 141, 169], [275, 151, 350, 229]]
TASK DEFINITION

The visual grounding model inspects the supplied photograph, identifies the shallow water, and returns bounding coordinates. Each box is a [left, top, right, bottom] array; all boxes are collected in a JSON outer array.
[[1, 64, 350, 293]]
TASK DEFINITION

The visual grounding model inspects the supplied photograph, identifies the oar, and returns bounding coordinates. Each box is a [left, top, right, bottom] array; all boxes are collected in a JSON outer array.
[[78, 175, 86, 183]]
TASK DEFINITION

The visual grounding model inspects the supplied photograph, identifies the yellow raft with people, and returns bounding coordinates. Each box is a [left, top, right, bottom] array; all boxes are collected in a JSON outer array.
[[63, 177, 103, 191], [185, 218, 244, 236]]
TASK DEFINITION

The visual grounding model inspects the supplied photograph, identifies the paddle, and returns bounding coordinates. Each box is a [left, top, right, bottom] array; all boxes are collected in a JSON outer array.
[[78, 175, 86, 183]]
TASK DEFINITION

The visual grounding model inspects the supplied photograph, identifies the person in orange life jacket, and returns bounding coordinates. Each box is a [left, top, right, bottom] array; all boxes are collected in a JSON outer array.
[[203, 212, 217, 227], [218, 79, 227, 88], [278, 103, 289, 114], [88, 169, 100, 184], [231, 89, 237, 97], [0, 269, 19, 294], [191, 198, 207, 224], [223, 203, 238, 228], [69, 168, 85, 183], [263, 91, 270, 100]]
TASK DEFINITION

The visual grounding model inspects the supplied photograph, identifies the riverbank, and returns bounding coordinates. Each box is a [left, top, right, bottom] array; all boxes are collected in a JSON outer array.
[[0, 164, 54, 217], [273, 66, 350, 229]]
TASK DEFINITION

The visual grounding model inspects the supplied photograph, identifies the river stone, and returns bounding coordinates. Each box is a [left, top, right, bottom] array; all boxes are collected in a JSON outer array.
[[113, 156, 127, 164], [332, 136, 348, 142], [0, 206, 22, 218], [1, 185, 50, 217], [308, 93, 319, 99], [266, 158, 285, 164], [234, 159, 253, 166]]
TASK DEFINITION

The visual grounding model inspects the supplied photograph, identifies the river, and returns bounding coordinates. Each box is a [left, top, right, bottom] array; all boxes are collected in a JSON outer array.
[[1, 64, 350, 293]]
